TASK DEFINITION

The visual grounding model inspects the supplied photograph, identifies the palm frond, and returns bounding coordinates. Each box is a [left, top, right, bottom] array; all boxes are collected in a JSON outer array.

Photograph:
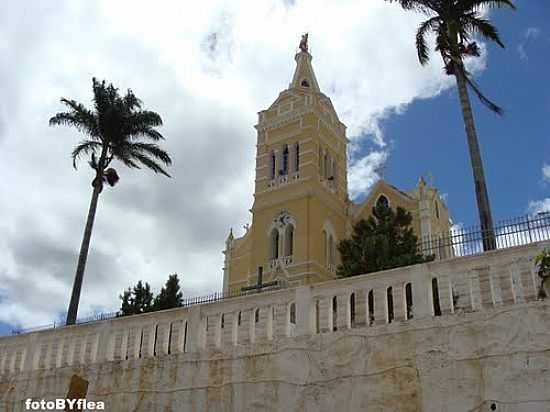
[[464, 16, 505, 47], [71, 140, 102, 169], [464, 73, 504, 115], [130, 152, 171, 177], [49, 98, 99, 137], [128, 142, 172, 166], [416, 16, 440, 65], [460, 0, 515, 12], [384, 0, 437, 15]]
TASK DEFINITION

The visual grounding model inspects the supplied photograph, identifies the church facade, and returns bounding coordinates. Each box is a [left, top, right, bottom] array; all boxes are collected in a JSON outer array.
[[223, 39, 451, 292]]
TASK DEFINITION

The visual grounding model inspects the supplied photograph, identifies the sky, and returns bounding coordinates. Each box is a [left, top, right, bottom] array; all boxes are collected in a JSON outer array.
[[0, 1, 548, 335]]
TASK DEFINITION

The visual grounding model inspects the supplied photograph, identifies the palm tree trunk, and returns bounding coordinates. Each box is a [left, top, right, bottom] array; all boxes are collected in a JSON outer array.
[[454, 68, 496, 251], [65, 179, 102, 325]]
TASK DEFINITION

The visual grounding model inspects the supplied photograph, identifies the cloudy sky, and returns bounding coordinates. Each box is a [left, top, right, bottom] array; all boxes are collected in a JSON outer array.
[[0, 1, 548, 334]]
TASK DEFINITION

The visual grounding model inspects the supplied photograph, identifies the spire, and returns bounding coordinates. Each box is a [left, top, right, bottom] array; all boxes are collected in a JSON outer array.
[[225, 228, 234, 247], [289, 33, 321, 93]]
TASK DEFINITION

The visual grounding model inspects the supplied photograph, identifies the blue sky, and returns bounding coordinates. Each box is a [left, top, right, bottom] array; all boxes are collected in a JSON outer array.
[[376, 2, 550, 225], [0, 1, 548, 336]]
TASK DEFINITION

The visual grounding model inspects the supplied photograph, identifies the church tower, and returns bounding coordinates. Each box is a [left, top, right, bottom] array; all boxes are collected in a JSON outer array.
[[223, 35, 452, 293], [223, 35, 349, 291]]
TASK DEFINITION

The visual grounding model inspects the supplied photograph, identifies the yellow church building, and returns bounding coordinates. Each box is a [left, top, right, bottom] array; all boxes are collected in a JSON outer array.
[[223, 36, 451, 293]]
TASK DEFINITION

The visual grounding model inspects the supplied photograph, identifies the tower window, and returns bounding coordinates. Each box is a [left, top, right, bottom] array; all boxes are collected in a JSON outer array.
[[376, 195, 389, 210], [284, 225, 294, 256], [269, 150, 276, 180], [435, 201, 440, 219], [301, 79, 310, 87], [270, 229, 279, 259], [282, 145, 289, 175]]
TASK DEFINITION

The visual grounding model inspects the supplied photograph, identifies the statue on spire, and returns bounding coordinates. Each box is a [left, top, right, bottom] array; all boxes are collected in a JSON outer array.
[[299, 33, 308, 53]]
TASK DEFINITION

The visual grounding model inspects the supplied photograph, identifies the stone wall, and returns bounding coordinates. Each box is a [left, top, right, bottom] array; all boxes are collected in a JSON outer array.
[[1, 242, 550, 411]]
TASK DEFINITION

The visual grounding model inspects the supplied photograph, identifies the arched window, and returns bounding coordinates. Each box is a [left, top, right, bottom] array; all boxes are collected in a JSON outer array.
[[387, 287, 394, 323], [435, 201, 440, 219], [270, 229, 279, 259], [368, 290, 375, 326], [322, 230, 327, 266], [269, 150, 276, 180], [284, 225, 294, 256], [405, 283, 413, 320], [289, 303, 296, 325], [350, 293, 356, 328], [376, 195, 389, 210], [328, 235, 335, 267], [237, 311, 242, 326], [294, 143, 300, 172], [255, 308, 260, 323], [332, 296, 338, 332], [221, 314, 225, 329], [432, 278, 442, 316], [282, 145, 289, 175], [301, 79, 310, 87]]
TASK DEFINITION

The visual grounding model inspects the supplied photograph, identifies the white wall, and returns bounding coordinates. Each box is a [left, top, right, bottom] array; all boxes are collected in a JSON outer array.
[[1, 241, 549, 411]]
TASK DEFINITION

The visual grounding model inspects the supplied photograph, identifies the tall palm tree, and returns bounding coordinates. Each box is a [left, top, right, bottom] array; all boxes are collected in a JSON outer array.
[[386, 0, 515, 251], [50, 78, 172, 325]]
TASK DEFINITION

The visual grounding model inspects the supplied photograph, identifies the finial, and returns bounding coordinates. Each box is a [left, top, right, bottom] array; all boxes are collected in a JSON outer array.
[[226, 228, 234, 244], [418, 176, 426, 187], [299, 33, 309, 53]]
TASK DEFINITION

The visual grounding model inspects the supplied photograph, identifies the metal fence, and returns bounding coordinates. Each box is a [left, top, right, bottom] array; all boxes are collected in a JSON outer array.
[[10, 283, 284, 335], [418, 212, 550, 259]]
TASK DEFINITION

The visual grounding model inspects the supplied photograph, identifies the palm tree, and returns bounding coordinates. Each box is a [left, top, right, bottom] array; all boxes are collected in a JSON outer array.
[[386, 0, 515, 251], [50, 78, 172, 325]]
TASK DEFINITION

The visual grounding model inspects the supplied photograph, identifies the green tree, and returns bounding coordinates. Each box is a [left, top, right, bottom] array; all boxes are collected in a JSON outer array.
[[337, 204, 434, 277], [50, 78, 172, 325], [119, 280, 154, 316], [153, 274, 183, 311], [385, 0, 515, 251]]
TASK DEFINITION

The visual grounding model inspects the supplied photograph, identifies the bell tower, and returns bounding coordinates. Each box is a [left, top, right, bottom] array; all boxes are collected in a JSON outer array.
[[224, 35, 349, 292]]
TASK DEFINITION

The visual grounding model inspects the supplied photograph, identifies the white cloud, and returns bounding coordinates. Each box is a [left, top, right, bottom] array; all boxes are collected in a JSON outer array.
[[0, 0, 483, 328], [518, 26, 541, 61], [348, 151, 388, 200], [542, 164, 550, 181], [529, 199, 550, 215]]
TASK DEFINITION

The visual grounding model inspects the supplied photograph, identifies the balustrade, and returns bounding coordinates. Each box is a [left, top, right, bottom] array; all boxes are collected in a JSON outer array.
[[0, 241, 547, 377]]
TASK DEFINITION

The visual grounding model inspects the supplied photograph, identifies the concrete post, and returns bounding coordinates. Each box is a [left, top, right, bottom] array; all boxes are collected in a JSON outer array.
[[295, 286, 312, 337]]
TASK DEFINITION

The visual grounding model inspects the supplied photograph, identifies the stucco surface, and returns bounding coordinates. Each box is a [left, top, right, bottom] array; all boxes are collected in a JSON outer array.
[[2, 302, 549, 412]]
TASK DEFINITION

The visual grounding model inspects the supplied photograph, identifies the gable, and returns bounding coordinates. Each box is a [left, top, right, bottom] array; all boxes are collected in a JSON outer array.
[[353, 180, 417, 223]]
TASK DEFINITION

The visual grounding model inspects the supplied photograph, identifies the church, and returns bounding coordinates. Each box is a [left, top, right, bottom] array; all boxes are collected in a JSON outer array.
[[223, 35, 451, 292]]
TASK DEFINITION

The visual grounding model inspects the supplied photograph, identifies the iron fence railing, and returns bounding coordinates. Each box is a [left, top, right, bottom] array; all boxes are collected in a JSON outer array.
[[418, 212, 550, 259], [10, 283, 284, 335]]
